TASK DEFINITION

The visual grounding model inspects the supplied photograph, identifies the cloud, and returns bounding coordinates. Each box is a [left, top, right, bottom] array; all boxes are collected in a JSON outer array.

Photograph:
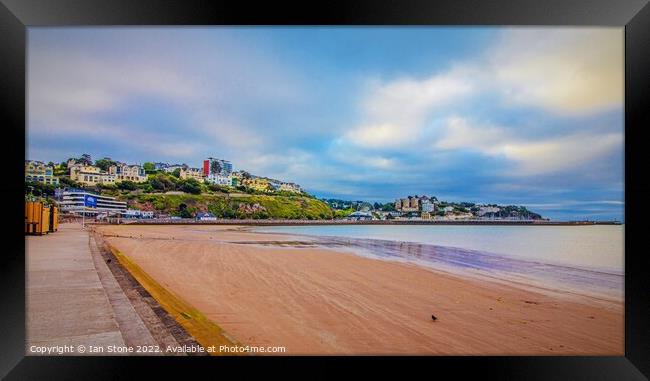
[[344, 69, 474, 148], [435, 116, 622, 176], [339, 28, 623, 185], [488, 28, 623, 115], [29, 50, 201, 127], [342, 28, 622, 151], [27, 28, 312, 167]]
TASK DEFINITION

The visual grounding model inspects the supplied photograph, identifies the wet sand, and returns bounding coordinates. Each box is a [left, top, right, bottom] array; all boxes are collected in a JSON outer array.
[[94, 224, 623, 355]]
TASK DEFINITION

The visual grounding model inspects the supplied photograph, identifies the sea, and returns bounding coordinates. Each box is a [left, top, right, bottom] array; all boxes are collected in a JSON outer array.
[[253, 224, 624, 300]]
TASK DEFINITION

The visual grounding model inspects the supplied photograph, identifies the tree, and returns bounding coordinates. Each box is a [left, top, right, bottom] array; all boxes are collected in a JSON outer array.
[[209, 184, 231, 193], [381, 203, 396, 212], [25, 181, 55, 197], [171, 168, 181, 178], [179, 179, 201, 194], [95, 157, 117, 171], [143, 162, 155, 173], [79, 153, 93, 165], [177, 203, 193, 218], [117, 180, 137, 191], [149, 173, 176, 192]]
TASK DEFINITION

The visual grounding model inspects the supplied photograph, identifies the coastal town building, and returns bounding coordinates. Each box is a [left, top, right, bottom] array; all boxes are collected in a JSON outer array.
[[445, 211, 474, 220], [66, 158, 79, 168], [206, 173, 233, 186], [230, 172, 242, 187], [279, 182, 302, 193], [242, 177, 271, 192], [25, 160, 60, 185], [264, 177, 303, 193], [347, 211, 373, 221], [122, 209, 154, 219], [69, 164, 116, 186], [395, 196, 420, 212], [108, 163, 147, 183], [153, 162, 172, 171], [196, 212, 218, 221], [58, 189, 127, 216], [179, 167, 204, 181], [163, 164, 185, 173], [478, 205, 501, 216], [421, 199, 435, 213], [203, 157, 233, 177]]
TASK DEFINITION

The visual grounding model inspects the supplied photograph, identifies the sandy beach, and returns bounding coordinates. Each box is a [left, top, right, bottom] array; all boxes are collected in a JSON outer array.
[[94, 224, 623, 355]]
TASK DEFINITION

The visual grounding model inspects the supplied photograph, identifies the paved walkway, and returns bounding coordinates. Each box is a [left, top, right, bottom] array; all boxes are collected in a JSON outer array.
[[26, 223, 156, 355]]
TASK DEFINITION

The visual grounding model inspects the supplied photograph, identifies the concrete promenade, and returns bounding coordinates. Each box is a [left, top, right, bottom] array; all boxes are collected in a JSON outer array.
[[26, 223, 158, 355]]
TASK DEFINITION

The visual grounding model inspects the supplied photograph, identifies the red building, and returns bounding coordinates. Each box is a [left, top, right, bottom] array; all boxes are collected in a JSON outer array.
[[203, 160, 210, 176]]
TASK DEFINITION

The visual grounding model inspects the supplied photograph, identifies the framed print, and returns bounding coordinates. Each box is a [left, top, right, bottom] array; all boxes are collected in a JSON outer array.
[[1, 0, 648, 379]]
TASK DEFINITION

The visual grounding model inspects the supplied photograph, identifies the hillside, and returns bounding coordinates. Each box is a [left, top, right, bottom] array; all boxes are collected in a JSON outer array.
[[121, 193, 334, 220]]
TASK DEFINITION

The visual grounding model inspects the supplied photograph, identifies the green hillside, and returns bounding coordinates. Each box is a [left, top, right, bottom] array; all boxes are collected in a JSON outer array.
[[122, 193, 334, 220]]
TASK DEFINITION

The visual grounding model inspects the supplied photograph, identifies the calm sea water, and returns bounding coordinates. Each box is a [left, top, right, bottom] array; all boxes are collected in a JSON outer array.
[[255, 225, 624, 273]]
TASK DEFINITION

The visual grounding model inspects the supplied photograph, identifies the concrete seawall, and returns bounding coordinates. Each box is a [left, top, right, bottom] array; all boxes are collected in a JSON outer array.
[[25, 223, 199, 356]]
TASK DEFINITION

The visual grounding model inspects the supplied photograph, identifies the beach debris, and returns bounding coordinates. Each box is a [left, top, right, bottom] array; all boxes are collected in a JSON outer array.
[[106, 259, 112, 263], [431, 314, 437, 321], [523, 300, 539, 305]]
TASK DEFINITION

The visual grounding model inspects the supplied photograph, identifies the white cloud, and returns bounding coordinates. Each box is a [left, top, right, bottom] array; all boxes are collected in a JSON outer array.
[[342, 28, 622, 153], [344, 69, 474, 148], [488, 28, 623, 115], [435, 116, 622, 176], [28, 51, 202, 128], [338, 28, 623, 180], [436, 116, 508, 152]]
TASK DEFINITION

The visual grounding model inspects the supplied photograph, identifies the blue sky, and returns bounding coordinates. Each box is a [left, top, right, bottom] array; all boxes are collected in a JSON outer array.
[[27, 27, 624, 221]]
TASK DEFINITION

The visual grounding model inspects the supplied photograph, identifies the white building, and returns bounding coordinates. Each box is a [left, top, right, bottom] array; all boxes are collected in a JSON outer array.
[[58, 189, 127, 216], [205, 173, 233, 186], [346, 211, 373, 221], [196, 212, 218, 221], [478, 206, 501, 216], [421, 199, 435, 213], [123, 209, 154, 219], [279, 182, 302, 193], [164, 164, 185, 173]]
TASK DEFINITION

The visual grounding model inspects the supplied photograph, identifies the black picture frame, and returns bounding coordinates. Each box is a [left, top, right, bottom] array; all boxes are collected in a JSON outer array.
[[1, 0, 648, 379]]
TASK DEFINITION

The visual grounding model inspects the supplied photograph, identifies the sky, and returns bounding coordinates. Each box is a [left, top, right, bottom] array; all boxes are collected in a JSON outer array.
[[27, 27, 624, 221]]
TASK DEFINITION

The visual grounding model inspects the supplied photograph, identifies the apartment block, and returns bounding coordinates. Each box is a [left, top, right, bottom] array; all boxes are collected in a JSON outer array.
[[25, 160, 60, 186]]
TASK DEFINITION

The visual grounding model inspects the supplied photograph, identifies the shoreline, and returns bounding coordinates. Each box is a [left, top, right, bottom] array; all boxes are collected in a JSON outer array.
[[94, 224, 624, 355], [102, 219, 623, 226], [241, 228, 624, 303]]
